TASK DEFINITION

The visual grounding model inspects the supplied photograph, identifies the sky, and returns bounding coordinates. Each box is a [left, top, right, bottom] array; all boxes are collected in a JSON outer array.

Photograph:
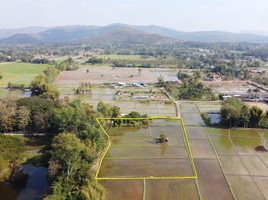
[[0, 0, 268, 32]]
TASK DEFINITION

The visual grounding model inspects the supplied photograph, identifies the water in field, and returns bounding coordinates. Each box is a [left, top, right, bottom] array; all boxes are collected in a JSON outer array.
[[207, 114, 221, 124], [0, 164, 48, 200]]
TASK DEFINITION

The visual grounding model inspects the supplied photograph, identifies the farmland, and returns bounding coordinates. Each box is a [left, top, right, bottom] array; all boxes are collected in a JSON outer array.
[[97, 118, 196, 179], [96, 102, 268, 200], [0, 62, 51, 98]]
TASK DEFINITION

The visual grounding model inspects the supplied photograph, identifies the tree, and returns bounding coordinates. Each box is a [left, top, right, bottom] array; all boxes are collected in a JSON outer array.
[[247, 89, 253, 99], [220, 98, 244, 127], [249, 106, 265, 128], [50, 133, 86, 180], [110, 105, 121, 117], [16, 106, 30, 132], [253, 88, 260, 99], [193, 70, 201, 79], [240, 105, 250, 128], [97, 100, 112, 117], [0, 75, 2, 80], [0, 134, 25, 179], [138, 68, 142, 76], [182, 78, 188, 88]]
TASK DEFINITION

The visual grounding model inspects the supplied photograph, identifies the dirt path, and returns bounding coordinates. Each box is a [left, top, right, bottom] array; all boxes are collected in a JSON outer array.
[[175, 102, 182, 118]]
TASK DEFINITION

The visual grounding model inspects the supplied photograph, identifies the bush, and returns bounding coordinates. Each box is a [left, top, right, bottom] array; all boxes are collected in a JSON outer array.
[[201, 112, 211, 126]]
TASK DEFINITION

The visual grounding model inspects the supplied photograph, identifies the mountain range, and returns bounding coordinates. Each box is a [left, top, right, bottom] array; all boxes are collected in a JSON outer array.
[[1, 24, 268, 44]]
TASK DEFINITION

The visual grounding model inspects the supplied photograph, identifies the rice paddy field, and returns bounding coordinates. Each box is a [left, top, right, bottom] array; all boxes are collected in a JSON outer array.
[[98, 102, 268, 200]]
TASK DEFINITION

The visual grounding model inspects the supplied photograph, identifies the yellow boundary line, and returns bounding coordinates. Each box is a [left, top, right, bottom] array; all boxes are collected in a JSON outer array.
[[95, 117, 198, 180]]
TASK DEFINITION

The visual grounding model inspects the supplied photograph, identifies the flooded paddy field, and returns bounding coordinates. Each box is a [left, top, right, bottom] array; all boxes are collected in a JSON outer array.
[[185, 126, 207, 139], [227, 175, 265, 200], [195, 102, 221, 113], [104, 146, 189, 159], [145, 179, 199, 200], [107, 127, 150, 136], [150, 126, 183, 136], [98, 102, 268, 199], [182, 113, 206, 126], [194, 159, 233, 200], [209, 135, 237, 155], [98, 159, 195, 178], [180, 102, 200, 113], [219, 156, 249, 175], [99, 180, 143, 200], [231, 137, 263, 155], [188, 140, 216, 159]]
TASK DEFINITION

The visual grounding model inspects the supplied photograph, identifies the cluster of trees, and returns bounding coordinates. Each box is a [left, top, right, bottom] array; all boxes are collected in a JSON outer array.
[[0, 134, 25, 179], [0, 95, 30, 133], [159, 72, 217, 100], [0, 96, 108, 199], [45, 133, 105, 200], [85, 57, 103, 65], [74, 82, 92, 95], [220, 98, 268, 128], [30, 69, 60, 100], [55, 58, 79, 71], [7, 82, 25, 90]]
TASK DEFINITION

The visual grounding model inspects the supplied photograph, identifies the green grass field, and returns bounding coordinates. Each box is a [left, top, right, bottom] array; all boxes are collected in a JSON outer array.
[[0, 62, 50, 87]]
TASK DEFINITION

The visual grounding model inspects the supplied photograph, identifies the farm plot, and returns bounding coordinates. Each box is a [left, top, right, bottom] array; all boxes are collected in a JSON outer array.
[[227, 175, 265, 200], [188, 140, 216, 159], [180, 103, 200, 113], [98, 159, 195, 178], [54, 66, 160, 85], [194, 159, 233, 200], [230, 137, 263, 155], [206, 127, 229, 136], [253, 177, 268, 199], [150, 126, 183, 137], [104, 146, 189, 159], [96, 118, 196, 179], [195, 102, 221, 113], [107, 127, 150, 136], [204, 81, 266, 94], [230, 130, 260, 138], [145, 179, 199, 200], [99, 180, 143, 200], [185, 126, 207, 139], [182, 114, 205, 126], [209, 135, 237, 155], [219, 156, 249, 175]]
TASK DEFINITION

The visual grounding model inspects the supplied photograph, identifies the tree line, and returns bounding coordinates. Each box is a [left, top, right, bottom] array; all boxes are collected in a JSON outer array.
[[220, 98, 268, 128]]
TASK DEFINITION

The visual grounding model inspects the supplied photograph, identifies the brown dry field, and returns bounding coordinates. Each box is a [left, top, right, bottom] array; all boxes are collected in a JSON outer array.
[[54, 66, 159, 85]]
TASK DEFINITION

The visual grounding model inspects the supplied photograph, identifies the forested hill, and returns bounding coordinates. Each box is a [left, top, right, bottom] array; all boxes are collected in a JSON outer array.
[[1, 24, 268, 44], [75, 27, 183, 44]]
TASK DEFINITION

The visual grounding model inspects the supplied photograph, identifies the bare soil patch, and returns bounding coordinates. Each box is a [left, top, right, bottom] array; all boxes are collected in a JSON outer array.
[[54, 66, 159, 85]]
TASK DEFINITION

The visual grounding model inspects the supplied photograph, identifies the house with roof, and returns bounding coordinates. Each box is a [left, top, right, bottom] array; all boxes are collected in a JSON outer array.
[[207, 74, 222, 81], [250, 70, 260, 74]]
